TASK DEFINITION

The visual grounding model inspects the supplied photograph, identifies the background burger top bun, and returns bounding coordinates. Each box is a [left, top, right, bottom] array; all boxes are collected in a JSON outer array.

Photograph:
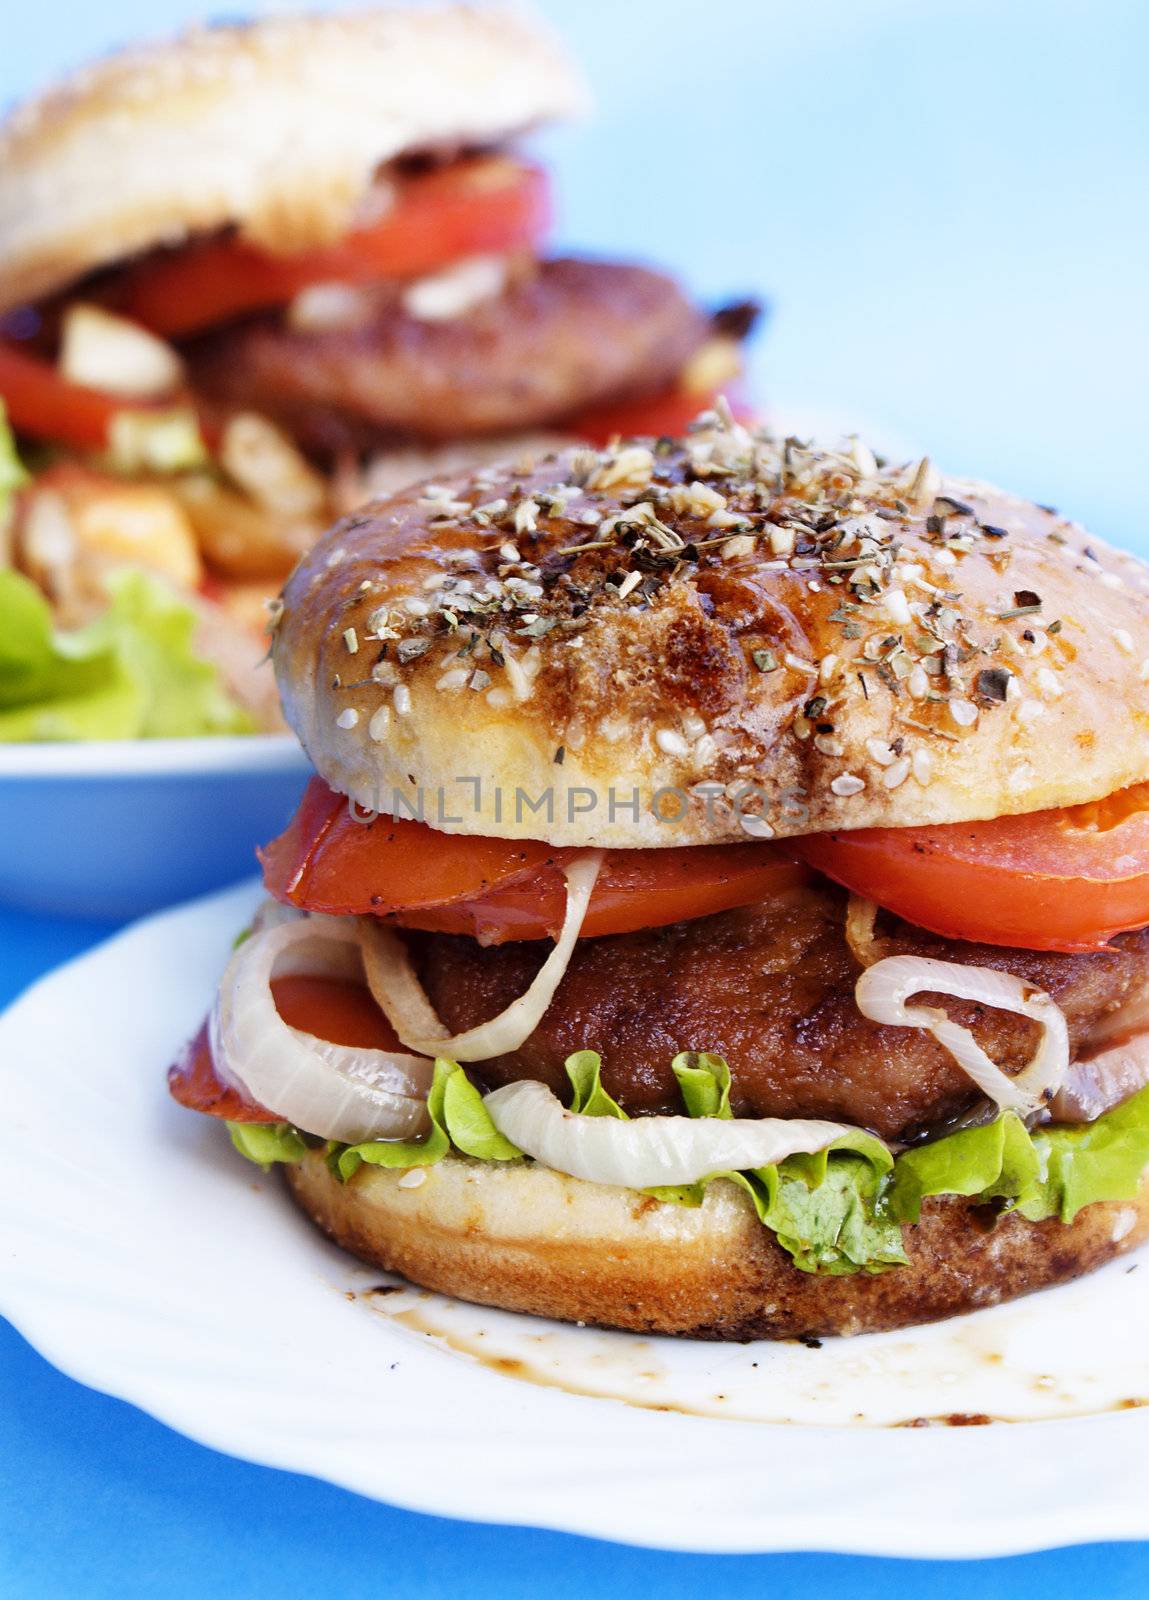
[[0, 4, 588, 316], [274, 417, 1149, 848]]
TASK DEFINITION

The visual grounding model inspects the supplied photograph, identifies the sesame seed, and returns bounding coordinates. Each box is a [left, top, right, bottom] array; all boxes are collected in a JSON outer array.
[[656, 728, 691, 758], [1115, 628, 1134, 655], [831, 773, 866, 797], [499, 542, 521, 563], [784, 652, 815, 674], [368, 707, 390, 742], [1140, 659, 1149, 682], [485, 687, 512, 709], [343, 627, 359, 655], [721, 533, 757, 561], [1037, 667, 1062, 698], [912, 748, 933, 786], [866, 738, 897, 766], [393, 685, 412, 716], [814, 733, 844, 756], [514, 500, 538, 536], [908, 664, 929, 699], [397, 1169, 427, 1189], [949, 698, 978, 728], [740, 815, 775, 839], [616, 569, 643, 600], [682, 712, 707, 741], [882, 755, 911, 789], [335, 708, 359, 730], [884, 588, 911, 625], [818, 654, 839, 686], [436, 668, 469, 691], [405, 596, 430, 617], [769, 526, 795, 557], [1016, 699, 1044, 723]]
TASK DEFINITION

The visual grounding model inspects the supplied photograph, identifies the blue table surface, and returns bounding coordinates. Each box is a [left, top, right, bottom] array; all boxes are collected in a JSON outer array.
[[4, 0, 1149, 1592]]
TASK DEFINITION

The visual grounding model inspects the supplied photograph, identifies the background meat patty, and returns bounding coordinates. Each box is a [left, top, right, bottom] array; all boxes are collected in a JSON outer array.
[[409, 884, 1149, 1142], [186, 258, 712, 453]]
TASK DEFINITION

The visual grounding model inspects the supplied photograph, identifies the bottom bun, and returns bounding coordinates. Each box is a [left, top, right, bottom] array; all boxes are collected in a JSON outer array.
[[285, 1150, 1149, 1340]]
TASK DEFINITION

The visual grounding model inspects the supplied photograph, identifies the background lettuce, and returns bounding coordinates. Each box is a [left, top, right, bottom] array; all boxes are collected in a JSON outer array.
[[0, 566, 254, 740]]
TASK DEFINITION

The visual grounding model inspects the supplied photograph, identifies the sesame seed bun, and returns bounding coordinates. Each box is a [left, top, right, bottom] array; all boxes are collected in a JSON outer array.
[[273, 419, 1149, 848], [285, 1148, 1149, 1338], [0, 6, 588, 315]]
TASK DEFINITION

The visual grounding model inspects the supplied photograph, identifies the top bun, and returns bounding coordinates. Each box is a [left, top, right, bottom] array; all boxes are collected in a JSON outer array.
[[0, 5, 587, 315], [274, 414, 1149, 848]]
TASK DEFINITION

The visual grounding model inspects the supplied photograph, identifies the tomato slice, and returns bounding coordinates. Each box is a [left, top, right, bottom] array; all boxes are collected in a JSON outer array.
[[120, 159, 550, 338], [794, 783, 1149, 953], [401, 845, 810, 942], [168, 974, 402, 1123], [259, 776, 562, 915], [570, 386, 756, 447], [0, 340, 129, 450], [261, 777, 811, 942]]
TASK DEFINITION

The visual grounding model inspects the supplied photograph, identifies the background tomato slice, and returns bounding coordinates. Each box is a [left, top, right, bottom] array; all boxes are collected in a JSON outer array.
[[168, 975, 402, 1123], [120, 159, 550, 338], [794, 783, 1149, 952], [0, 340, 128, 450], [262, 778, 810, 942], [569, 386, 755, 446]]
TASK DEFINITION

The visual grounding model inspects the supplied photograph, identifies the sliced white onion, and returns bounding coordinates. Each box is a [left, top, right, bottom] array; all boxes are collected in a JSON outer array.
[[211, 915, 434, 1143], [359, 852, 604, 1062], [1051, 988, 1149, 1121], [1051, 1032, 1149, 1123], [482, 1080, 864, 1188], [855, 954, 1069, 1115]]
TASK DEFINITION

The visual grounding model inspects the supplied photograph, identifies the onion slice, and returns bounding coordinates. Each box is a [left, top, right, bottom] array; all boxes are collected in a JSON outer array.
[[1051, 987, 1149, 1121], [482, 1080, 866, 1188], [211, 915, 435, 1142], [855, 954, 1069, 1115], [359, 852, 604, 1062]]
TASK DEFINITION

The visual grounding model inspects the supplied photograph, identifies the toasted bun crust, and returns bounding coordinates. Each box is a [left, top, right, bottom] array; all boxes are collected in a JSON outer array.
[[286, 1149, 1149, 1338], [0, 6, 587, 314], [274, 420, 1149, 847]]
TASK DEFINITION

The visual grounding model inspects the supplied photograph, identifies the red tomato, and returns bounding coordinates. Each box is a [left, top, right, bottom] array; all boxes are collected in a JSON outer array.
[[0, 340, 127, 450], [794, 783, 1149, 953], [259, 776, 561, 915], [168, 975, 402, 1123], [260, 777, 811, 942], [570, 386, 757, 446], [120, 159, 550, 338]]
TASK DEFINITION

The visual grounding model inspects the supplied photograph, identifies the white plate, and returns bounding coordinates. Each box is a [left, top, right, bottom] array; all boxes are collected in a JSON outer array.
[[4, 891, 1149, 1557], [0, 735, 309, 919]]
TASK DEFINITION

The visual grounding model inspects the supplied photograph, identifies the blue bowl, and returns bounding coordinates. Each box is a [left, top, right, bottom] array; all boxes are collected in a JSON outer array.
[[0, 736, 310, 919]]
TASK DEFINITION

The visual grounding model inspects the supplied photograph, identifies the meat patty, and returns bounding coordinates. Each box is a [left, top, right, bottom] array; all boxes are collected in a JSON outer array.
[[409, 884, 1149, 1142], [185, 258, 712, 453]]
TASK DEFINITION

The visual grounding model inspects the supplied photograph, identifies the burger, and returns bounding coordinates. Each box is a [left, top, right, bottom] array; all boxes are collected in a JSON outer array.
[[171, 410, 1149, 1339], [0, 6, 752, 737]]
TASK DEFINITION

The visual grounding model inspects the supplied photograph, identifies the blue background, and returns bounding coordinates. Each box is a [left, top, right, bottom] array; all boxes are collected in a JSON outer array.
[[3, 0, 1149, 1593]]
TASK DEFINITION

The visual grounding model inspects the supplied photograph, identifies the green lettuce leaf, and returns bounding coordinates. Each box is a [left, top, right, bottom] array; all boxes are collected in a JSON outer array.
[[227, 1121, 308, 1168], [576, 1049, 903, 1275], [0, 566, 254, 740], [223, 1045, 1149, 1278], [887, 1087, 1149, 1226], [336, 1059, 522, 1182], [565, 1049, 627, 1117], [0, 405, 27, 510]]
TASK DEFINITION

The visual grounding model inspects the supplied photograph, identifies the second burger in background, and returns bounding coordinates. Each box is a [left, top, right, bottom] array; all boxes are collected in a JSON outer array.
[[0, 5, 757, 737]]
